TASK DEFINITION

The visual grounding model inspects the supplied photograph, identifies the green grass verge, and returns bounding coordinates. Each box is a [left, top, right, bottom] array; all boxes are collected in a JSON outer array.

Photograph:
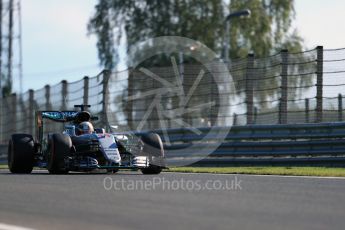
[[0, 164, 8, 169], [166, 166, 345, 177]]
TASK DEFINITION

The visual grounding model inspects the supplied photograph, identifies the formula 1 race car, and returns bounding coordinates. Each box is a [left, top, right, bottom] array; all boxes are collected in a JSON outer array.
[[8, 104, 166, 174]]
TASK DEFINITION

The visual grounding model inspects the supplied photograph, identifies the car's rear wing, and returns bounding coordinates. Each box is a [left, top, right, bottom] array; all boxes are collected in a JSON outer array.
[[35, 110, 98, 144], [35, 111, 79, 145]]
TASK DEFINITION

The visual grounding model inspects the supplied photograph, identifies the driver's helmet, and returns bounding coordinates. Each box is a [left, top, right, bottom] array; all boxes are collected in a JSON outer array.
[[77, 121, 94, 135]]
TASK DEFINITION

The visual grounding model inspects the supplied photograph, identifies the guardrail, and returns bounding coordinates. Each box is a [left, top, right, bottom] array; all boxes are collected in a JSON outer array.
[[141, 122, 345, 166], [1, 122, 345, 166]]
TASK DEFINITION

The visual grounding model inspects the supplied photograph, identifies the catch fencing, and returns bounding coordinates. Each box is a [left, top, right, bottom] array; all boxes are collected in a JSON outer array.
[[1, 46, 345, 146]]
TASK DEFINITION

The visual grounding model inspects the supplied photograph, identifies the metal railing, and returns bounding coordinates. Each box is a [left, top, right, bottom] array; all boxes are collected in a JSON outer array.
[[133, 123, 345, 166]]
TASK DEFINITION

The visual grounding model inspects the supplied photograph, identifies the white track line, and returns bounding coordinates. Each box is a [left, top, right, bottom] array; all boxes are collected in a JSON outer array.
[[0, 223, 36, 230]]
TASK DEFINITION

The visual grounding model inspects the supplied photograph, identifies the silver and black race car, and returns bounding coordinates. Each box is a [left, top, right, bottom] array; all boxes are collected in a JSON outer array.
[[7, 104, 166, 174]]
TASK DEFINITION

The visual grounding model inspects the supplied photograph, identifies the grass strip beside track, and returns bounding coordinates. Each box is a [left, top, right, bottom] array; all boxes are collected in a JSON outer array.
[[166, 166, 345, 177], [0, 164, 7, 169]]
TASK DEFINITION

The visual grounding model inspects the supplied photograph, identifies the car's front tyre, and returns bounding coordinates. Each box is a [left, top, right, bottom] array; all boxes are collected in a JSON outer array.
[[140, 133, 165, 175], [141, 165, 162, 174], [47, 133, 71, 174]]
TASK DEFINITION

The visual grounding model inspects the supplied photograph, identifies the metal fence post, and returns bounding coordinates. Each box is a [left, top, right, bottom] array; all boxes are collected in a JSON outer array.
[[102, 70, 110, 131], [45, 85, 51, 111], [83, 76, 89, 107], [29, 89, 35, 135], [279, 49, 288, 124], [253, 106, 258, 124], [245, 53, 254, 124], [316, 46, 323, 123], [209, 75, 215, 127], [305, 98, 309, 123], [233, 113, 237, 126], [338, 94, 343, 121], [127, 68, 134, 130], [11, 93, 17, 134], [61, 80, 67, 110]]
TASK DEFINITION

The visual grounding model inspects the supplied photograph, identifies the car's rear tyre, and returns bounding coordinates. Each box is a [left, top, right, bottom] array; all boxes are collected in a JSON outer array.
[[8, 134, 35, 174], [47, 134, 71, 174], [140, 133, 165, 175]]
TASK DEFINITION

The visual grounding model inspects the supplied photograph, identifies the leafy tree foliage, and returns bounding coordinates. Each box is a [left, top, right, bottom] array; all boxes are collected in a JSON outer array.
[[88, 0, 304, 68], [88, 0, 310, 120]]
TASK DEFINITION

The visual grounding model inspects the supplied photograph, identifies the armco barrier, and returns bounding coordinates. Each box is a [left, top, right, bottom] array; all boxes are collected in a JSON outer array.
[[142, 122, 345, 166]]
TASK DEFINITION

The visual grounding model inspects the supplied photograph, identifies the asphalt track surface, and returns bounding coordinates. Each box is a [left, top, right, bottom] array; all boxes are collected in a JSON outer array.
[[0, 170, 344, 230]]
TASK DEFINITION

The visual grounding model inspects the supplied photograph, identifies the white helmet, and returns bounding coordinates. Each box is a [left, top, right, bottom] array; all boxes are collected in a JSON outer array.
[[77, 121, 94, 135]]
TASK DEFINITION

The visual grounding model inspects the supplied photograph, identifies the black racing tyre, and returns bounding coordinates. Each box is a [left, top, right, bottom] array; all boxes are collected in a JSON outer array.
[[140, 133, 165, 175], [8, 134, 35, 174], [141, 165, 162, 175], [47, 134, 72, 174], [140, 132, 164, 152]]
